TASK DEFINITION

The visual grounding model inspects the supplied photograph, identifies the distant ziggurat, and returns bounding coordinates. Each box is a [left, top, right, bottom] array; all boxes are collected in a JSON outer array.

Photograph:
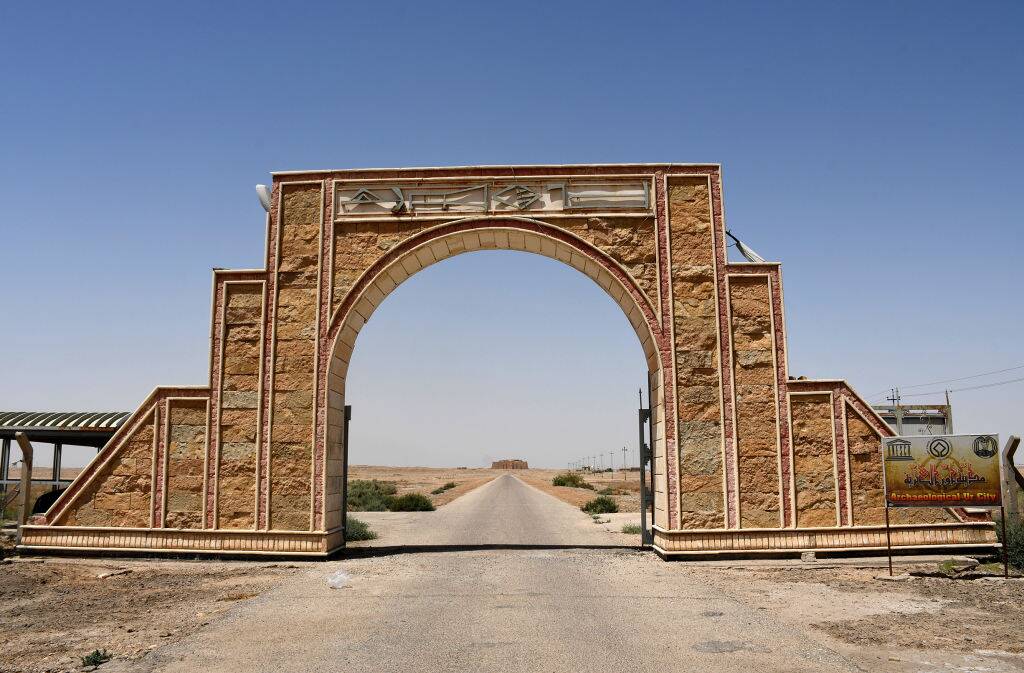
[[492, 459, 529, 470]]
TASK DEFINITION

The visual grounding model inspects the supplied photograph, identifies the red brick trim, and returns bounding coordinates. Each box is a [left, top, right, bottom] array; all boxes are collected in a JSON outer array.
[[706, 173, 738, 528]]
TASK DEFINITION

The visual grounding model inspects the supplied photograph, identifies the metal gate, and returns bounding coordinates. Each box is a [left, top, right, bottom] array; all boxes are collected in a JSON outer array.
[[340, 404, 352, 545], [638, 393, 654, 546]]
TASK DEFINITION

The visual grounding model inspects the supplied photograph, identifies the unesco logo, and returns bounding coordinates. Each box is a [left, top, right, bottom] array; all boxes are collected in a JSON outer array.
[[927, 438, 951, 459], [973, 435, 997, 458]]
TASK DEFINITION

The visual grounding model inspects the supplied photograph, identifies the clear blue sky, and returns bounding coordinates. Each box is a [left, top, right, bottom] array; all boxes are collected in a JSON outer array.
[[1, 2, 1021, 468]]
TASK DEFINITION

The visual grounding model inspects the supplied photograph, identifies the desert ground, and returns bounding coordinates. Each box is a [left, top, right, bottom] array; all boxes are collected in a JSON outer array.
[[1, 473, 1021, 673], [348, 465, 642, 511]]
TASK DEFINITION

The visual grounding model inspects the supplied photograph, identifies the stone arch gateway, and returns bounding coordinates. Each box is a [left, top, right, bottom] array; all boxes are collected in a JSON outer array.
[[21, 164, 993, 557]]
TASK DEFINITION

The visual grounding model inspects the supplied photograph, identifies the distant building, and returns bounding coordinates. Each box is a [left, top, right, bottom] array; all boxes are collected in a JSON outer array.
[[491, 459, 528, 469], [872, 404, 952, 436]]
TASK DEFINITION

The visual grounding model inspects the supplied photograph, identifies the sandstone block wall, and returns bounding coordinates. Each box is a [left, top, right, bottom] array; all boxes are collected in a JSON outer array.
[[269, 184, 320, 531], [216, 282, 263, 529], [667, 176, 725, 529], [163, 398, 207, 529], [729, 276, 782, 528], [847, 404, 885, 526], [57, 411, 155, 528], [791, 394, 838, 527]]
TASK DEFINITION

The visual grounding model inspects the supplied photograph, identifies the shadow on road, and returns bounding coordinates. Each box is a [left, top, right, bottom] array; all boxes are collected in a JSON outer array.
[[334, 543, 646, 559]]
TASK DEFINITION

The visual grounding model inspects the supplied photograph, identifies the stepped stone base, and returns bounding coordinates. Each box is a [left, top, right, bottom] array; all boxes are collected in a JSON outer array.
[[653, 522, 997, 557]]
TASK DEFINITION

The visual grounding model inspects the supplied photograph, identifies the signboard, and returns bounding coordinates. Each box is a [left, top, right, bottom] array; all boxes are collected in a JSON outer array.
[[882, 434, 1002, 508]]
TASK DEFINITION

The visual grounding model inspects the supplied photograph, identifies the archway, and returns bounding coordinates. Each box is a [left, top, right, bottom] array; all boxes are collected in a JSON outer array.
[[320, 218, 668, 542], [24, 164, 990, 558]]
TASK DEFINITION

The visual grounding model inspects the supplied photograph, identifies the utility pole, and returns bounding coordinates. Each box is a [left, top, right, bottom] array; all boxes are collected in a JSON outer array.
[[887, 387, 903, 435], [609, 451, 614, 472]]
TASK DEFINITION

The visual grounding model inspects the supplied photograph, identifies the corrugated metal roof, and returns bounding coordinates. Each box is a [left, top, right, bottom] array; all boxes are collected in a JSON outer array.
[[0, 411, 130, 432]]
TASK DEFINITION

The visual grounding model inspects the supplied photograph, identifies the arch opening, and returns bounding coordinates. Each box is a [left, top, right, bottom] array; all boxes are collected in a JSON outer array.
[[321, 219, 669, 538]]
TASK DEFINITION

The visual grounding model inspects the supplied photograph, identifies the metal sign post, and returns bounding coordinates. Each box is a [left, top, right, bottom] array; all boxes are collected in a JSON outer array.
[[1000, 504, 1009, 578], [884, 503, 894, 576]]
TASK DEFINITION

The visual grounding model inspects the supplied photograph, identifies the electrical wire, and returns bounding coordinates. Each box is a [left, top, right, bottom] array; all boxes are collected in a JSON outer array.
[[895, 375, 1024, 398], [895, 363, 1024, 390], [865, 362, 1024, 400]]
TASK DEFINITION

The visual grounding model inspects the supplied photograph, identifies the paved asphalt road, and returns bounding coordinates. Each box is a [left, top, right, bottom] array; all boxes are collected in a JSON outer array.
[[113, 475, 872, 673], [350, 473, 626, 546]]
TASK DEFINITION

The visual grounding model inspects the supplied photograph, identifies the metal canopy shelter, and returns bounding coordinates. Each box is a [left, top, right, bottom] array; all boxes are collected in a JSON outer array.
[[0, 411, 129, 447], [0, 411, 129, 516]]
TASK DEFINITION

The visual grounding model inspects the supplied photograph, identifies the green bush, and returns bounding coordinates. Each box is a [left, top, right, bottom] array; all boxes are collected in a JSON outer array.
[[389, 493, 435, 511], [996, 514, 1024, 571], [552, 472, 595, 489], [347, 480, 398, 511], [81, 649, 112, 667], [621, 523, 642, 534], [430, 481, 458, 495], [581, 496, 619, 514], [344, 516, 378, 541]]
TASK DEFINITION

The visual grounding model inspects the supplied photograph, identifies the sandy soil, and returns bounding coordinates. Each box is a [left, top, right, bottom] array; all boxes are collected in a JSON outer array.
[[708, 558, 1024, 670], [0, 557, 297, 673], [347, 465, 506, 507], [514, 469, 642, 511]]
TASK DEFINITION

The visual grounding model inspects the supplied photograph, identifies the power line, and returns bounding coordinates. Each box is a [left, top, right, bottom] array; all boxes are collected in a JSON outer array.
[[897, 375, 1024, 398], [866, 362, 1024, 400], [901, 363, 1024, 389]]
